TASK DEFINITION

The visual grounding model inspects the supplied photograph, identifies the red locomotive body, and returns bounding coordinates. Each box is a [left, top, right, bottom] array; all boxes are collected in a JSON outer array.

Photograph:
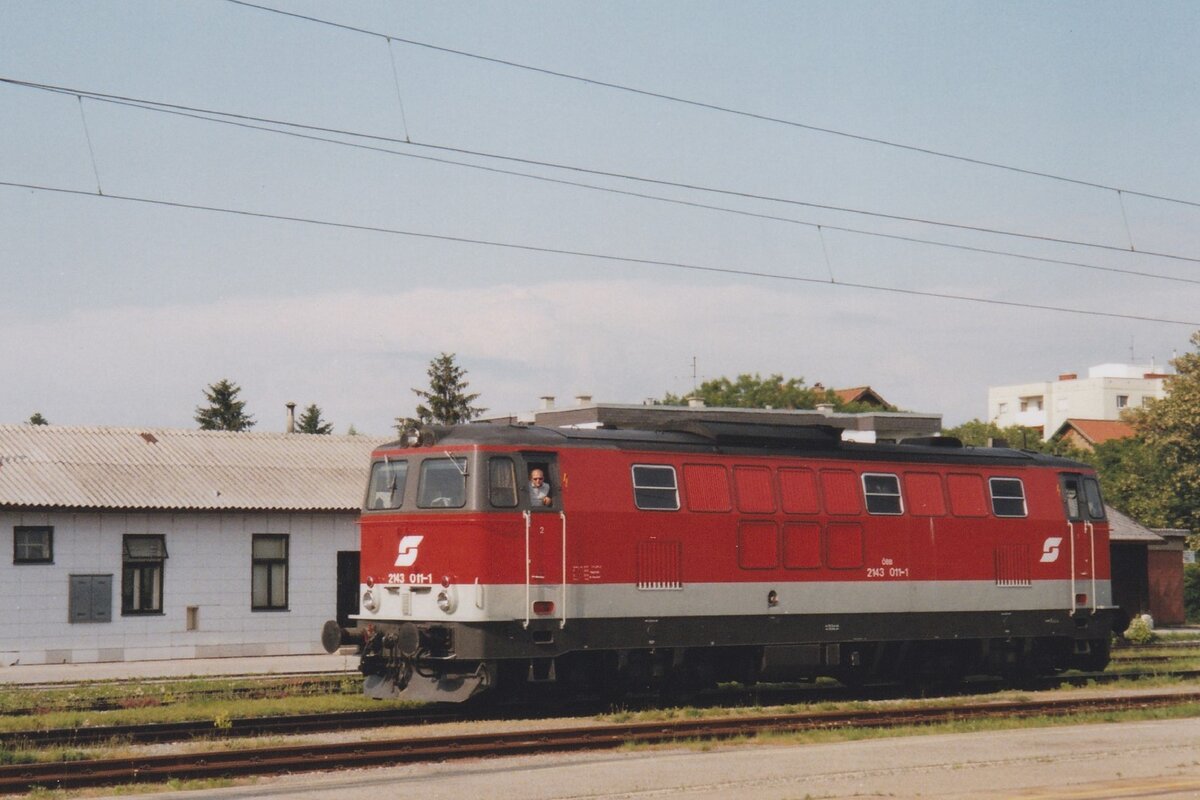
[[323, 422, 1125, 702]]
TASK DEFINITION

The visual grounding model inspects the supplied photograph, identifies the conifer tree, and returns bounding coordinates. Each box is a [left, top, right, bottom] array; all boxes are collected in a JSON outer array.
[[296, 403, 334, 434], [396, 353, 486, 431], [195, 379, 256, 431]]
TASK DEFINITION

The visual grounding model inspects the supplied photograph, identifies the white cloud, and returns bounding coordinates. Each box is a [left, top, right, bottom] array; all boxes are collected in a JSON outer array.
[[2, 277, 1192, 434]]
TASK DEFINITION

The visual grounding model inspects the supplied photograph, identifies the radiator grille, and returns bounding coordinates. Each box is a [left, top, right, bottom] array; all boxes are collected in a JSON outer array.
[[994, 544, 1032, 587], [637, 540, 683, 590]]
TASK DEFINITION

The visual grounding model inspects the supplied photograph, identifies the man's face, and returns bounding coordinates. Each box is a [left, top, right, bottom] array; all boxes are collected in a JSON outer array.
[[531, 470, 545, 485]]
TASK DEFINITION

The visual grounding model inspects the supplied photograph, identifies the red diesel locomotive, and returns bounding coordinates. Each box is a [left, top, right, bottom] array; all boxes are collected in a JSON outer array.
[[323, 421, 1125, 702]]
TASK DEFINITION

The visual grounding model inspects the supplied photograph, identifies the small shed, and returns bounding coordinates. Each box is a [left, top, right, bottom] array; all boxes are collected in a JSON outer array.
[[1107, 506, 1186, 626], [0, 425, 385, 666]]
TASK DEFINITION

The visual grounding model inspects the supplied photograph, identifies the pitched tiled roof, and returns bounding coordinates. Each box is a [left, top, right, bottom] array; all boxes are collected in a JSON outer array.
[[1053, 419, 1134, 446], [833, 386, 888, 407], [0, 425, 388, 511]]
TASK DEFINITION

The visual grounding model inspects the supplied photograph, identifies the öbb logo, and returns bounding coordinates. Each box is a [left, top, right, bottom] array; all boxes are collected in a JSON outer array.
[[1039, 536, 1063, 563], [394, 535, 425, 567]]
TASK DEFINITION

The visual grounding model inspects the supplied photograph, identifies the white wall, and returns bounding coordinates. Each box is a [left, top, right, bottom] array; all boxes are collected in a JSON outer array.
[[1, 509, 358, 665]]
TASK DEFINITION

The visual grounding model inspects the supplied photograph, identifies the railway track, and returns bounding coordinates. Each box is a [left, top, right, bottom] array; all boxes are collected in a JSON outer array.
[[2, 690, 1198, 794], [5, 667, 1199, 750]]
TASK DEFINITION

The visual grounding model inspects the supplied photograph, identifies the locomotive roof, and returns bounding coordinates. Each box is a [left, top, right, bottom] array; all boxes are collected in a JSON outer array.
[[379, 422, 1088, 470]]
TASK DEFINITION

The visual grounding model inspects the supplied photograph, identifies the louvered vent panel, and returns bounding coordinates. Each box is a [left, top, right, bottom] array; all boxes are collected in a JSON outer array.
[[637, 540, 683, 590], [995, 544, 1032, 587]]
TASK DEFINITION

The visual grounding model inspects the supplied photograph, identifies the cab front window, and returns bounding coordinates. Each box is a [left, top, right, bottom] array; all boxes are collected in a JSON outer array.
[[366, 460, 408, 510], [418, 457, 468, 508]]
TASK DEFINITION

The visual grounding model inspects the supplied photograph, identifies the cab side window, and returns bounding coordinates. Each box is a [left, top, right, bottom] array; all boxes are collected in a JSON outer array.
[[488, 457, 518, 508]]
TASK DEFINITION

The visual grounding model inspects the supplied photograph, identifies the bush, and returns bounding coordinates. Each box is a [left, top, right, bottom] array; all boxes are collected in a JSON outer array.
[[1124, 616, 1157, 645], [1185, 562, 1200, 624]]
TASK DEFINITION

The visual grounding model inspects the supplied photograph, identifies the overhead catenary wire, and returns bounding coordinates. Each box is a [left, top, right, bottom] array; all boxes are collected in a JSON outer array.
[[4, 75, 1200, 279], [2, 177, 1196, 328], [224, 0, 1200, 213]]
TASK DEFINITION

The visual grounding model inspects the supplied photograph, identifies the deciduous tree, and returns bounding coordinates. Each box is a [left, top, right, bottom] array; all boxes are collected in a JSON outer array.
[[662, 373, 837, 410], [1117, 331, 1200, 533]]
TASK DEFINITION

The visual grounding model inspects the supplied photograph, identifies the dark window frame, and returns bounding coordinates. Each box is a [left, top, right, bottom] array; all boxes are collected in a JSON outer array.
[[861, 473, 903, 515], [365, 459, 408, 510], [488, 456, 519, 508], [989, 477, 1028, 517], [632, 464, 680, 511], [14, 525, 53, 564], [251, 533, 289, 611], [416, 456, 469, 509], [121, 534, 167, 616]]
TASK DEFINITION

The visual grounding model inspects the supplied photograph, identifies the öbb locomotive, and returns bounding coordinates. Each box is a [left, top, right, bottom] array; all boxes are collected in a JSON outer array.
[[323, 421, 1126, 702]]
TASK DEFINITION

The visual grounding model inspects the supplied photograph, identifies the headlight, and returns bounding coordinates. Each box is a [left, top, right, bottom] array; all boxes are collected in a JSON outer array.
[[436, 588, 457, 614], [362, 589, 378, 613]]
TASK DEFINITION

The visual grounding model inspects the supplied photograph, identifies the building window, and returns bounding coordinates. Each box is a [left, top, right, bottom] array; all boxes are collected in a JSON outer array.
[[632, 465, 679, 510], [1116, 395, 1129, 409], [989, 478, 1027, 517], [997, 402, 1008, 415], [122, 535, 167, 615], [252, 534, 289, 610], [862, 473, 903, 515], [14, 526, 53, 564]]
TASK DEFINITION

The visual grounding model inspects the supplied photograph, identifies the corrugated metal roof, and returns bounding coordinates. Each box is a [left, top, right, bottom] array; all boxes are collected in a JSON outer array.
[[0, 425, 389, 511]]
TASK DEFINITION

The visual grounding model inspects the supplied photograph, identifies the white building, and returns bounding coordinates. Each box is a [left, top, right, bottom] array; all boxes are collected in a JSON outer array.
[[0, 425, 386, 666], [987, 363, 1171, 440]]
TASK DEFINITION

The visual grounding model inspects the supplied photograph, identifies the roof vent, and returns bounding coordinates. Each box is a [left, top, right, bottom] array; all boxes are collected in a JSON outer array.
[[139, 432, 158, 445]]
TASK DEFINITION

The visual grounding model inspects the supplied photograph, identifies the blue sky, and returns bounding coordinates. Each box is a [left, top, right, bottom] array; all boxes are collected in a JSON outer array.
[[2, 1, 1197, 433]]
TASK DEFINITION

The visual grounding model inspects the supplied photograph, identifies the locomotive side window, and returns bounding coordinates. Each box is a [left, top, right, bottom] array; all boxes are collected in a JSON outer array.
[[366, 460, 408, 510], [989, 478, 1027, 517], [1083, 477, 1106, 520], [488, 457, 518, 508], [862, 473, 903, 515], [683, 464, 731, 512], [417, 457, 468, 508], [632, 465, 679, 510]]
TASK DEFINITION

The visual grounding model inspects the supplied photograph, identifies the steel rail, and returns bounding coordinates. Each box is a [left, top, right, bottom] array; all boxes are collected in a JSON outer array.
[[1, 691, 1198, 794], [5, 668, 1200, 750]]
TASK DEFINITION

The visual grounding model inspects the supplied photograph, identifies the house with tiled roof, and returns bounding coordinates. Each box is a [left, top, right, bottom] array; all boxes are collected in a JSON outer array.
[[1051, 419, 1135, 451], [831, 386, 892, 409], [0, 424, 385, 666]]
